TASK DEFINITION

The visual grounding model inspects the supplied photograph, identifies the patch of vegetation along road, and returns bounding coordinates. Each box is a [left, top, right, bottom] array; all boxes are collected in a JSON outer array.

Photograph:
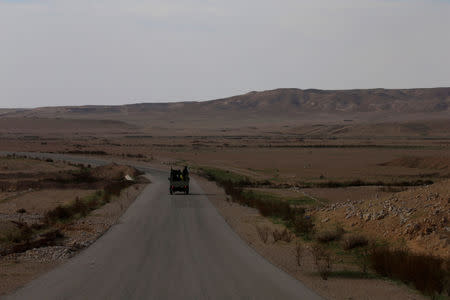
[[198, 166, 449, 298], [300, 179, 434, 188], [243, 189, 316, 206], [311, 226, 450, 298], [197, 166, 434, 189], [197, 166, 315, 238], [44, 181, 133, 224], [197, 166, 264, 186]]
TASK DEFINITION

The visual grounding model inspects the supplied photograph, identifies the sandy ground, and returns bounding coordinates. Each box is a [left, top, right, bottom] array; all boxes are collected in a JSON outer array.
[[0, 157, 75, 175], [0, 189, 96, 215], [194, 175, 427, 300]]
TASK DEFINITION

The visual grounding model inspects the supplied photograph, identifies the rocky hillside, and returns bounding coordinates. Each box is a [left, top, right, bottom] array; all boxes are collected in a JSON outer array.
[[206, 88, 450, 114], [314, 179, 450, 258]]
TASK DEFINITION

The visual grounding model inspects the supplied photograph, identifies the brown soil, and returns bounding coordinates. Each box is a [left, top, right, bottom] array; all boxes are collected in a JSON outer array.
[[0, 156, 75, 175], [380, 156, 450, 171], [0, 189, 96, 215], [90, 163, 141, 181]]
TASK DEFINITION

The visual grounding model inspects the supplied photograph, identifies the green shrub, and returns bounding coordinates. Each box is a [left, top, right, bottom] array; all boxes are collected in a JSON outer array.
[[200, 167, 315, 238], [5, 225, 33, 243]]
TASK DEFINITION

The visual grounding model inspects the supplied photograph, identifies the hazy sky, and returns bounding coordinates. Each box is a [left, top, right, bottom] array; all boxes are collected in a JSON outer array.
[[1, 0, 449, 108]]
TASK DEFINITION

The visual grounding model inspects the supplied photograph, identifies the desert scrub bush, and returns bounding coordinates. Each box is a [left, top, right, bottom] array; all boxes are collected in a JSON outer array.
[[222, 183, 293, 219], [312, 179, 433, 188], [72, 196, 90, 217], [45, 191, 104, 224], [16, 208, 26, 214], [287, 196, 316, 206], [272, 228, 294, 243], [272, 229, 282, 243], [315, 225, 345, 243], [282, 229, 295, 243], [311, 243, 333, 280], [256, 225, 270, 244], [370, 246, 449, 297], [45, 205, 73, 223], [200, 167, 316, 239], [72, 167, 96, 183], [292, 214, 315, 237], [295, 242, 303, 267], [103, 180, 133, 202], [246, 192, 292, 219], [341, 233, 369, 250], [243, 190, 315, 207], [198, 167, 252, 186], [378, 186, 408, 193], [353, 246, 371, 275], [49, 167, 96, 184], [4, 223, 33, 244], [45, 180, 135, 224]]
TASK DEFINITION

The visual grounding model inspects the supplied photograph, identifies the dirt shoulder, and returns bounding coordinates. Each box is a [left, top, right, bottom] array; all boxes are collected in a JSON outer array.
[[194, 174, 426, 300]]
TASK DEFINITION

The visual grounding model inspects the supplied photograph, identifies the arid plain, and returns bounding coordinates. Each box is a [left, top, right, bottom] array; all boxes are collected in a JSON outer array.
[[1, 88, 449, 299]]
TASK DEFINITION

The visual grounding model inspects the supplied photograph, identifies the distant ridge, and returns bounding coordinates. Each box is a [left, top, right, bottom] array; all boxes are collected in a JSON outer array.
[[204, 88, 450, 113], [1, 88, 449, 125]]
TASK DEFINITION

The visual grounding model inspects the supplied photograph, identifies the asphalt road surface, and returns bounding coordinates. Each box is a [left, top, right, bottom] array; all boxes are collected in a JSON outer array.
[[2, 152, 322, 300]]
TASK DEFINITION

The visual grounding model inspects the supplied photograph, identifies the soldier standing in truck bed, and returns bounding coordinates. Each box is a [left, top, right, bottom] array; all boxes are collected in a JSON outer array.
[[182, 166, 189, 179]]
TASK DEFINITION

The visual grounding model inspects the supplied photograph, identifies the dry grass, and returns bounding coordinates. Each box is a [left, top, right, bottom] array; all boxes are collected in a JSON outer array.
[[4, 223, 33, 244], [341, 233, 369, 250], [44, 181, 133, 224], [272, 228, 294, 243], [315, 225, 344, 243], [370, 246, 449, 297], [255, 225, 269, 244], [295, 242, 303, 267]]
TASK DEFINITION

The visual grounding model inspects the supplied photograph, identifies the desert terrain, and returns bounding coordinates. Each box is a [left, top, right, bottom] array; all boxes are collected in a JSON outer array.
[[0, 88, 449, 299], [0, 155, 147, 295]]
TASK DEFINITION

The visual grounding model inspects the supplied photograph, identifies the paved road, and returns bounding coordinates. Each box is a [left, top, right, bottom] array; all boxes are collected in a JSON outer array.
[[2, 153, 322, 300]]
